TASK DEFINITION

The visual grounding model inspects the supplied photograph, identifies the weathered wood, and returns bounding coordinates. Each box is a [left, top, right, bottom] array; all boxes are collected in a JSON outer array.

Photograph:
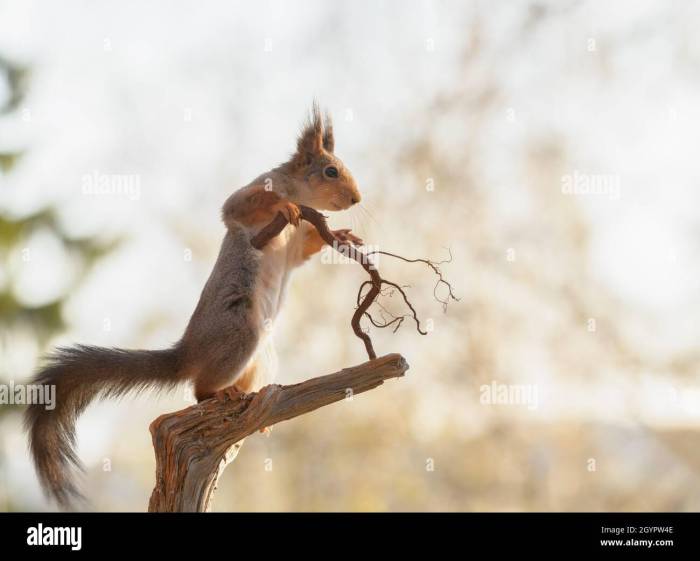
[[148, 353, 408, 512]]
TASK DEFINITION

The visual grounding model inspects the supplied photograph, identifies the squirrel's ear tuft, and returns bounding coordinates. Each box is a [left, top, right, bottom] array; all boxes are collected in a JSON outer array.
[[323, 111, 334, 153], [294, 102, 324, 165]]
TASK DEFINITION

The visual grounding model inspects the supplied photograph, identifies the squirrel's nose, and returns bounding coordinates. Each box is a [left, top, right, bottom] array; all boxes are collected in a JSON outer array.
[[351, 196, 359, 205]]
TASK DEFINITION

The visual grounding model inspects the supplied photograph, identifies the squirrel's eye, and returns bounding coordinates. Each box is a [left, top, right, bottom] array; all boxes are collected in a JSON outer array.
[[324, 166, 339, 179]]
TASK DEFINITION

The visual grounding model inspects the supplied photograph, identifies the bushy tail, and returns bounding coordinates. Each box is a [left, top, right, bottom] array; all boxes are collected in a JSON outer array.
[[24, 344, 183, 508]]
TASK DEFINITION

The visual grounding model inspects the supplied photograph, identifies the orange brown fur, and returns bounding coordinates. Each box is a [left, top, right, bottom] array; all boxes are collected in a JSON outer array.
[[302, 226, 326, 260]]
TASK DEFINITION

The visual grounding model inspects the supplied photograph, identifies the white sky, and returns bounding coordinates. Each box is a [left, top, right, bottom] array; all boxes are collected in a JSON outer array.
[[0, 0, 697, 375]]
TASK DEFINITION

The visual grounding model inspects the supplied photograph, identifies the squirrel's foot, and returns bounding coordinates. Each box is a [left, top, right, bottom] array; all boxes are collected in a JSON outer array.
[[333, 228, 363, 246], [273, 200, 301, 226], [214, 385, 243, 403], [260, 425, 274, 437]]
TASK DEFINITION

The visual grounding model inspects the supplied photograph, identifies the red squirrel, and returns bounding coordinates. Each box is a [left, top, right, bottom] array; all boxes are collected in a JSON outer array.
[[25, 103, 363, 508]]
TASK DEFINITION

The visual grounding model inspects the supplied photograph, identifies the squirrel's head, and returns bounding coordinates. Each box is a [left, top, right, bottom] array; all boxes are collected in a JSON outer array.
[[283, 104, 361, 211]]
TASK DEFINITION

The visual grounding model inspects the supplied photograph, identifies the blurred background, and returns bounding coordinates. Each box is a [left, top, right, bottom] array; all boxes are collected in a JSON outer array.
[[2, 0, 700, 511]]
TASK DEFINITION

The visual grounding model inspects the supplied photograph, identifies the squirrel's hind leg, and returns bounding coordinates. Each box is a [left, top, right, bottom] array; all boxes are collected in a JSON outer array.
[[194, 360, 260, 402], [193, 359, 250, 401]]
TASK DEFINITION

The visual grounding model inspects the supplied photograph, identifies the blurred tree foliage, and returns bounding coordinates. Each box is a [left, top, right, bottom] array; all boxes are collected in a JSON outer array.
[[0, 56, 118, 511], [0, 56, 117, 416]]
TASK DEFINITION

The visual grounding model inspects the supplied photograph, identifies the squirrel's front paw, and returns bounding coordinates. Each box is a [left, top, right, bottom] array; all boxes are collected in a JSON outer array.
[[333, 228, 363, 246], [273, 200, 301, 226]]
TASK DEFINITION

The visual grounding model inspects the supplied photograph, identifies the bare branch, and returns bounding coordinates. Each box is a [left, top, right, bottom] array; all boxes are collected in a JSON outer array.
[[366, 248, 460, 311]]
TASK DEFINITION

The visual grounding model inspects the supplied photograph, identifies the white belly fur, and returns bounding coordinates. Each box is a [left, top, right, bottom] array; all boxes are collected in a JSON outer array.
[[248, 224, 303, 389]]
